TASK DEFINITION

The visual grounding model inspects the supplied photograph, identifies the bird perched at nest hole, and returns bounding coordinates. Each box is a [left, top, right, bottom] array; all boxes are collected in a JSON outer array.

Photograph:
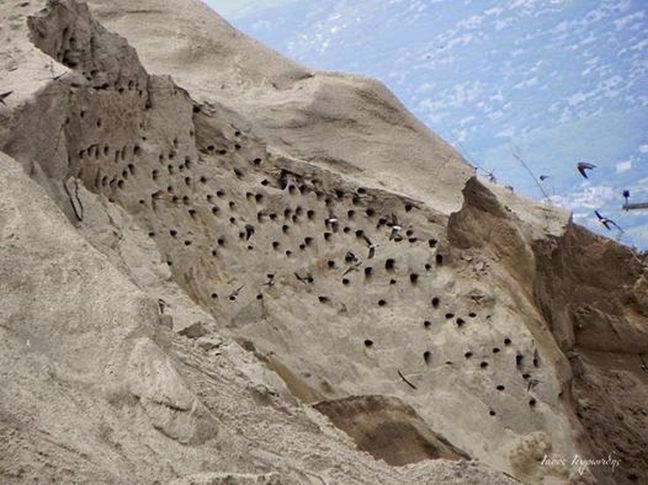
[[345, 251, 359, 264], [262, 274, 275, 288], [577, 162, 596, 179], [0, 91, 13, 106], [387, 214, 402, 241], [325, 217, 339, 234], [595, 210, 623, 232], [294, 272, 313, 284], [244, 224, 255, 241]]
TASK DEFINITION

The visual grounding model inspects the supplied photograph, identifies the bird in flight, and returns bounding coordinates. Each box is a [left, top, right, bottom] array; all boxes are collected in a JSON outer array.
[[539, 175, 550, 181], [0, 91, 13, 105], [361, 234, 377, 259], [577, 162, 596, 179], [595, 210, 623, 232]]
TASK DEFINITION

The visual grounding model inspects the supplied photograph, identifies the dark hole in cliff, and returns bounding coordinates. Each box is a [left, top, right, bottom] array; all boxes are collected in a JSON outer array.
[[378, 299, 387, 307], [504, 338, 512, 346], [307, 209, 315, 219], [492, 347, 500, 354], [211, 293, 218, 299], [366, 208, 375, 217], [425, 263, 432, 271], [357, 187, 367, 194], [390, 279, 397, 285], [529, 398, 536, 408], [410, 273, 419, 284], [385, 258, 395, 271], [364, 339, 373, 347], [285, 250, 292, 257], [170, 230, 177, 237], [431, 297, 440, 308], [405, 203, 413, 212], [456, 318, 465, 327], [423, 351, 431, 364], [445, 313, 454, 319], [496, 385, 505, 391], [364, 267, 372, 277], [327, 260, 336, 268], [522, 373, 531, 380], [464, 351, 473, 359], [318, 296, 329, 303], [489, 410, 496, 416], [469, 312, 477, 318], [436, 254, 444, 265], [480, 362, 489, 369], [424, 320, 431, 328], [342, 278, 350, 285]]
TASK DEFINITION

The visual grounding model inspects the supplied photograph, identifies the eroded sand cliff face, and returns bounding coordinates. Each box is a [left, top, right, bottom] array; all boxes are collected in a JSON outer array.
[[0, 1, 646, 484]]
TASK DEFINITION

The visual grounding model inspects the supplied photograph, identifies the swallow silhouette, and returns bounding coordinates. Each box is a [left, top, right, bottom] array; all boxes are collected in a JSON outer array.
[[595, 210, 623, 232], [577, 162, 596, 179], [0, 91, 13, 105]]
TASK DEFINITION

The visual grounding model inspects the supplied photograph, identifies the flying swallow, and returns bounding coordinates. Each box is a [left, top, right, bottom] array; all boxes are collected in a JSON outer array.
[[228, 285, 244, 300], [595, 210, 623, 232], [0, 91, 13, 105], [577, 162, 596, 179]]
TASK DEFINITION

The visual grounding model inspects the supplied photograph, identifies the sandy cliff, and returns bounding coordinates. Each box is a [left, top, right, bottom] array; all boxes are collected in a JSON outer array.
[[0, 1, 646, 484]]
